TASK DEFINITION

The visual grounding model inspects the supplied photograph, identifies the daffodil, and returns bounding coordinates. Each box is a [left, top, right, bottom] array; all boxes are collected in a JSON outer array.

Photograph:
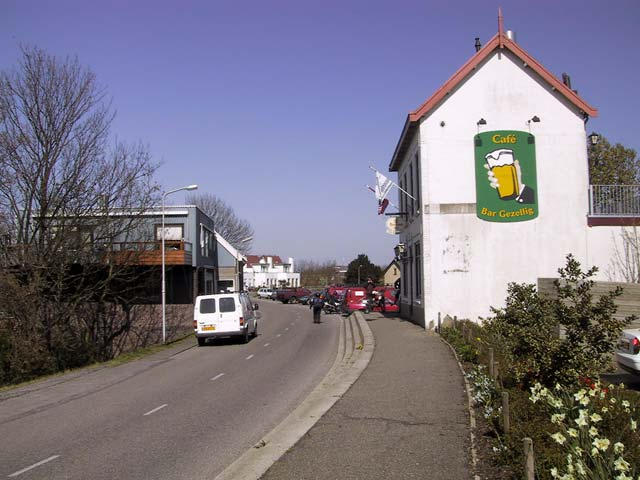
[[614, 442, 625, 454], [551, 432, 567, 445], [579, 396, 590, 406], [575, 462, 585, 476], [550, 467, 559, 478], [602, 406, 609, 413], [590, 412, 602, 423], [589, 426, 598, 437], [631, 419, 637, 431], [552, 413, 566, 424], [622, 400, 630, 408], [567, 428, 578, 438], [592, 437, 610, 451], [614, 457, 630, 472], [574, 389, 586, 401]]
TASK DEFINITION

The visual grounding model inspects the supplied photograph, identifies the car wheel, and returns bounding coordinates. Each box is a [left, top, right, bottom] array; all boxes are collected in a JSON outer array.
[[240, 327, 249, 344], [252, 320, 258, 338], [290, 296, 297, 304], [197, 337, 206, 347]]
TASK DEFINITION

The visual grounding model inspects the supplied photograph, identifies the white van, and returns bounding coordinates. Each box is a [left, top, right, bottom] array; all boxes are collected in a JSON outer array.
[[257, 288, 275, 299], [194, 292, 259, 346]]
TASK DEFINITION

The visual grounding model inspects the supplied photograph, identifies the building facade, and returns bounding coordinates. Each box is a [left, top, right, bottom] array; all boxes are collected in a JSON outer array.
[[389, 24, 622, 328], [243, 255, 300, 289]]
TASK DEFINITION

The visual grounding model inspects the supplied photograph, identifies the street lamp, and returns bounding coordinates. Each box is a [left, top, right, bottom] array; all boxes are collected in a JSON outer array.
[[162, 184, 198, 344]]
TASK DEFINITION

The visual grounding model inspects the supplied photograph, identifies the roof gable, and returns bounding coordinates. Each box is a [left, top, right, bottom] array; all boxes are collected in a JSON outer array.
[[390, 30, 597, 171]]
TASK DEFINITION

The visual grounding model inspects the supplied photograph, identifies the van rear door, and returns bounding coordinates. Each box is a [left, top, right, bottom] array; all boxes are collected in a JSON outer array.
[[218, 295, 241, 332], [197, 297, 218, 334]]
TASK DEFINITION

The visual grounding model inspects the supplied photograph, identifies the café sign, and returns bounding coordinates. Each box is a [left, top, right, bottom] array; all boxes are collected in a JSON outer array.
[[474, 130, 538, 222]]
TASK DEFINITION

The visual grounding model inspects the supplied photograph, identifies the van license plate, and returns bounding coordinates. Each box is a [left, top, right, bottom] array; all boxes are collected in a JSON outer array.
[[202, 325, 215, 331]]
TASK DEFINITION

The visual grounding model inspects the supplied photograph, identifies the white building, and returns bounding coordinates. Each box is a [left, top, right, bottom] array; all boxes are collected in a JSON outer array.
[[243, 255, 300, 289], [389, 21, 622, 328]]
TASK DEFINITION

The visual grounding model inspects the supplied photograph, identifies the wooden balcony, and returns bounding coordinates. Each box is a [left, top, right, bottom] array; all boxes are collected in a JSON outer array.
[[105, 241, 193, 266]]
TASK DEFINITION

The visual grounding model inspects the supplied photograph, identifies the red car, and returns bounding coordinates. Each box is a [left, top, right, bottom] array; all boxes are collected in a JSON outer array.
[[342, 287, 369, 314], [371, 286, 399, 313]]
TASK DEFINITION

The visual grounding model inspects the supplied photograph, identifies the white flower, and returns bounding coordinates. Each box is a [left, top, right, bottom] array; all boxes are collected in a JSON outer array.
[[614, 457, 630, 472], [575, 413, 588, 427], [614, 442, 625, 454], [567, 428, 578, 438], [579, 396, 590, 406], [574, 389, 586, 401], [589, 426, 598, 437], [590, 412, 602, 423], [550, 467, 559, 478], [552, 413, 566, 424], [615, 473, 632, 480], [592, 437, 610, 451], [574, 446, 583, 457], [602, 406, 609, 413], [575, 462, 585, 476], [610, 397, 617, 404], [631, 419, 637, 431], [551, 432, 567, 445], [622, 400, 630, 408], [555, 383, 562, 391], [591, 447, 599, 456]]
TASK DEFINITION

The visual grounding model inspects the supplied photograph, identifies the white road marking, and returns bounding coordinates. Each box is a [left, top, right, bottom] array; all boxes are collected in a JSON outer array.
[[246, 354, 254, 360], [211, 373, 225, 381], [8, 455, 60, 477], [277, 334, 282, 337], [285, 327, 289, 331], [264, 343, 270, 347], [143, 404, 168, 416]]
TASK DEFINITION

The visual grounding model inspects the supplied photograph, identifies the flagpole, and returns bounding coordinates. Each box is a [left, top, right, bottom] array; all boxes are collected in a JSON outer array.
[[369, 165, 416, 200]]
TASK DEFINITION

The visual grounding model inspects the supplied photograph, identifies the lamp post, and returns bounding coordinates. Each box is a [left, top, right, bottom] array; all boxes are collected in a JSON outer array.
[[162, 184, 198, 344]]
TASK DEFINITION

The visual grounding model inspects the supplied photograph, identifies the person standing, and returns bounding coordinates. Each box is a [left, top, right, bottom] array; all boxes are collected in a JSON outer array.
[[310, 293, 325, 324]]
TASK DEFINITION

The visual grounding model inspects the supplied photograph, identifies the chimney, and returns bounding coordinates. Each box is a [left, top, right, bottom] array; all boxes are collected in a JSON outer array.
[[474, 37, 481, 52], [562, 73, 572, 89], [506, 30, 516, 43]]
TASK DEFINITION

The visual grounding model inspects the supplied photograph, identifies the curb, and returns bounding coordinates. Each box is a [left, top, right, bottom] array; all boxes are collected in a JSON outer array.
[[213, 312, 374, 480], [437, 333, 481, 480]]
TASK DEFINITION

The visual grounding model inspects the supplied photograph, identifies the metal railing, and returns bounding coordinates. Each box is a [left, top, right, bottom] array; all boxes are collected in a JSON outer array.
[[109, 240, 193, 252], [589, 185, 640, 217]]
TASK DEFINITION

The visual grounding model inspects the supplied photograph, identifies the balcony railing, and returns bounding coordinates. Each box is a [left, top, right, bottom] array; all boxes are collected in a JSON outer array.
[[589, 185, 640, 217], [106, 240, 193, 266]]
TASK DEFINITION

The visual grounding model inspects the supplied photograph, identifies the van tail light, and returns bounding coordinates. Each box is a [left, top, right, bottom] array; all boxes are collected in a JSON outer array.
[[633, 337, 640, 354], [239, 317, 244, 326], [193, 320, 197, 329]]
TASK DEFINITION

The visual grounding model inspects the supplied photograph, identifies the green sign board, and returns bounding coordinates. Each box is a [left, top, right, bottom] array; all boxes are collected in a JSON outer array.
[[474, 130, 538, 222]]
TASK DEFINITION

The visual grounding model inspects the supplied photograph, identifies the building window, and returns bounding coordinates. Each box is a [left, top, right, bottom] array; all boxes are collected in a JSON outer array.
[[415, 153, 421, 215], [402, 258, 408, 297], [415, 243, 422, 298], [261, 265, 267, 272], [408, 161, 414, 217], [199, 226, 214, 258], [156, 224, 183, 242]]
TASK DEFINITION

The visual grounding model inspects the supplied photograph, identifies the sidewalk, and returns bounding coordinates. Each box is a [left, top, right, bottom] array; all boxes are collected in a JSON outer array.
[[260, 312, 474, 480]]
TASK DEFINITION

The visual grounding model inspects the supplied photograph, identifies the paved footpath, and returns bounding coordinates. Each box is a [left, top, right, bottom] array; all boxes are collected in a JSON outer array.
[[260, 313, 473, 480]]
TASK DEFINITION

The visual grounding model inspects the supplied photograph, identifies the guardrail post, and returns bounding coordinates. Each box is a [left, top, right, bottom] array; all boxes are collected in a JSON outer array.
[[523, 438, 534, 480], [502, 391, 510, 433]]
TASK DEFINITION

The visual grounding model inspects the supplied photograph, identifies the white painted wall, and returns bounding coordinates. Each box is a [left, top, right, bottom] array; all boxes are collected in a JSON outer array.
[[398, 49, 614, 327]]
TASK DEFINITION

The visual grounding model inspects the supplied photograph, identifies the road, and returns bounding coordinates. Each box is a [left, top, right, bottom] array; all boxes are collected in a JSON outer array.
[[0, 300, 340, 479]]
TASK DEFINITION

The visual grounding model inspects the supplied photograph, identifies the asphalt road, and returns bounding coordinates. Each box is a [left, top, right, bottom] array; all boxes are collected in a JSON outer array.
[[0, 299, 339, 480]]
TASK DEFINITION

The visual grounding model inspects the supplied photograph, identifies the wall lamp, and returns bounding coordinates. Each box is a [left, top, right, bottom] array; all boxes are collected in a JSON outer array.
[[529, 115, 540, 123], [588, 132, 600, 146], [476, 118, 487, 125]]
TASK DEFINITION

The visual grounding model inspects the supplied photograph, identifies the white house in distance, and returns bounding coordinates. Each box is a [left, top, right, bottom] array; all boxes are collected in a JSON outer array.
[[389, 16, 623, 329], [243, 255, 300, 289]]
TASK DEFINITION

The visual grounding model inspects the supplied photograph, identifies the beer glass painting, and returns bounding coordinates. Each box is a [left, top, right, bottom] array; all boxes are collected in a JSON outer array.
[[485, 148, 519, 200], [474, 131, 538, 223]]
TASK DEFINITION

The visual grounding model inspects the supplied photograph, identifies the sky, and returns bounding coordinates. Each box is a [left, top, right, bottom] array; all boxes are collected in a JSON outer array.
[[3, 0, 639, 266]]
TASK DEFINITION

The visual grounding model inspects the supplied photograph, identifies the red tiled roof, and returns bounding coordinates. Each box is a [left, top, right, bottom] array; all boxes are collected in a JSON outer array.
[[389, 29, 598, 171], [245, 254, 285, 267]]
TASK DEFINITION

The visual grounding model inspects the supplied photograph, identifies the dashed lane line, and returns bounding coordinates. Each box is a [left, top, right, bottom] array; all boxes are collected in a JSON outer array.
[[211, 373, 225, 381], [8, 455, 60, 478], [143, 404, 168, 416], [264, 343, 270, 347], [246, 354, 254, 360]]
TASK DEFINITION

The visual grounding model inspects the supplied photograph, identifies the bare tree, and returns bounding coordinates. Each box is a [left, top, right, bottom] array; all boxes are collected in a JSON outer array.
[[185, 192, 254, 251], [0, 46, 160, 383], [608, 227, 640, 283]]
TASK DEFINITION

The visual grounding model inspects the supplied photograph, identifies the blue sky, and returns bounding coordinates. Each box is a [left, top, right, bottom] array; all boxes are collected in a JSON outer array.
[[3, 0, 639, 265]]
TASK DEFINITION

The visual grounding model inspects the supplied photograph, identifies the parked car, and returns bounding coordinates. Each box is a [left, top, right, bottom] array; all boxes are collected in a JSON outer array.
[[615, 328, 640, 374], [371, 286, 400, 313], [257, 287, 275, 299], [342, 287, 370, 314], [194, 292, 259, 345], [276, 287, 311, 304]]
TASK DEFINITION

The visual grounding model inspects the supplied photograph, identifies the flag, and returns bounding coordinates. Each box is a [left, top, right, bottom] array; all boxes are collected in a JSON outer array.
[[374, 171, 394, 202], [378, 198, 389, 215]]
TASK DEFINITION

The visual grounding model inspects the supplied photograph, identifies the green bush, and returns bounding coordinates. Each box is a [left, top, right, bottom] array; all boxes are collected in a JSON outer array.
[[485, 254, 633, 388]]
